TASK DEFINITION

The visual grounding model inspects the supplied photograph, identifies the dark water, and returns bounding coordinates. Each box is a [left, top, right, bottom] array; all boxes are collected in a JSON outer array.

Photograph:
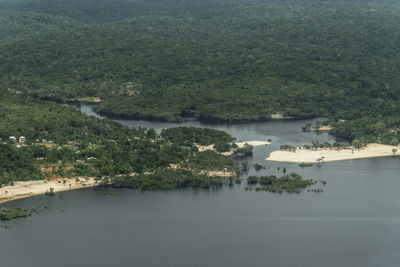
[[1, 103, 400, 267]]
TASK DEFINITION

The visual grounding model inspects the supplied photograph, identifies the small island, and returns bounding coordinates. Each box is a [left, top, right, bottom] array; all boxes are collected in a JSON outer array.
[[246, 172, 325, 194]]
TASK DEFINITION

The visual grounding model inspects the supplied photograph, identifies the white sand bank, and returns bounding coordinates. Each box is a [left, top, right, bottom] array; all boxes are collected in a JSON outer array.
[[266, 144, 400, 163], [0, 177, 99, 204], [196, 141, 270, 156]]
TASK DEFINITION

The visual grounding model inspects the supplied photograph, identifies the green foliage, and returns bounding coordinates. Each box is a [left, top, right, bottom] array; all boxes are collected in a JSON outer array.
[[0, 144, 43, 184], [298, 162, 314, 167], [253, 163, 263, 171], [247, 176, 259, 185], [331, 117, 400, 145], [302, 123, 312, 132], [161, 127, 235, 146], [95, 190, 119, 196], [213, 142, 231, 153], [332, 141, 351, 148], [0, 207, 28, 221], [0, 0, 237, 23], [302, 141, 336, 150], [1, 0, 400, 145], [240, 161, 249, 172], [0, 0, 400, 127], [390, 137, 398, 146], [248, 172, 319, 194], [0, 95, 236, 182], [352, 139, 362, 149], [234, 144, 253, 158], [45, 187, 54, 196], [111, 169, 225, 191], [183, 150, 237, 172], [280, 144, 296, 151]]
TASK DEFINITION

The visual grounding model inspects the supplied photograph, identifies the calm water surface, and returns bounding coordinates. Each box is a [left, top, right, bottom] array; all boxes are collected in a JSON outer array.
[[1, 103, 400, 266]]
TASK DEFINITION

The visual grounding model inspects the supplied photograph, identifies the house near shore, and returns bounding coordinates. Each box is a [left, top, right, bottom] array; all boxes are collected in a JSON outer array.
[[19, 136, 26, 143], [9, 136, 16, 142]]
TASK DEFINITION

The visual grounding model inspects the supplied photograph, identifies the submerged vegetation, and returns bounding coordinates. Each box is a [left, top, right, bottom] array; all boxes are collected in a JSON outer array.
[[95, 190, 119, 196], [0, 206, 51, 223], [110, 169, 230, 191], [0, 207, 28, 221], [254, 163, 264, 171], [246, 172, 325, 194], [45, 188, 55, 196], [298, 162, 314, 167], [233, 143, 253, 158]]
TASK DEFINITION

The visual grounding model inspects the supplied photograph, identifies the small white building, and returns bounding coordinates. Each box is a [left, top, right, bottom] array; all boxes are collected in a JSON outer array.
[[19, 136, 26, 143], [9, 136, 16, 142]]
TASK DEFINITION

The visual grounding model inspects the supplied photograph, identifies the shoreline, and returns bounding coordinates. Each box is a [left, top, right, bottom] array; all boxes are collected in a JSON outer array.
[[0, 177, 100, 205], [197, 140, 270, 156], [266, 143, 400, 163], [236, 141, 271, 148]]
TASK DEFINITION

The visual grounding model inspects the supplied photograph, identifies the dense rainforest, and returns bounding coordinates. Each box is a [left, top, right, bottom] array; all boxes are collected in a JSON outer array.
[[1, 0, 400, 143], [0, 94, 238, 185]]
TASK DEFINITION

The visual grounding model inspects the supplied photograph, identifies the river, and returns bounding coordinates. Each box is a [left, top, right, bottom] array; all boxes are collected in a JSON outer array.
[[1, 103, 400, 266]]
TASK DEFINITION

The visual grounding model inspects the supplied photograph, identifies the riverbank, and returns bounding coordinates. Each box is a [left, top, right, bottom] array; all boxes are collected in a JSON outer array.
[[266, 143, 400, 163], [0, 178, 99, 204], [71, 97, 102, 103], [270, 113, 293, 119], [236, 141, 271, 148], [196, 140, 270, 156]]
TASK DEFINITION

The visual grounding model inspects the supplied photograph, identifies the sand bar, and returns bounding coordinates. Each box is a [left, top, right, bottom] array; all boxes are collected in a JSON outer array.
[[0, 177, 99, 204], [236, 141, 271, 148], [196, 141, 270, 156], [266, 144, 400, 163], [316, 125, 334, 131], [270, 113, 293, 119]]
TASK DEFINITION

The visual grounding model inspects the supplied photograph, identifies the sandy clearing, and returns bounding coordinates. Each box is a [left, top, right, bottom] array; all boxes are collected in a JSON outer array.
[[196, 141, 270, 156], [0, 177, 99, 204], [316, 126, 334, 131], [266, 143, 400, 163], [270, 113, 293, 119]]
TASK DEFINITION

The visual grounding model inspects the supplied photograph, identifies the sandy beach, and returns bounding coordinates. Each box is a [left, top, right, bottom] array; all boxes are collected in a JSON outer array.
[[196, 140, 270, 156], [0, 177, 99, 204], [266, 143, 400, 163], [316, 125, 334, 131], [270, 113, 293, 119]]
